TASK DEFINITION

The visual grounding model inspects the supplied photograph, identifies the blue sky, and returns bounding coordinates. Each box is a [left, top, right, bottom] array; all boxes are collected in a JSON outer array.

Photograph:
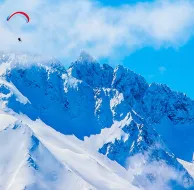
[[96, 0, 154, 6], [123, 42, 194, 98], [0, 0, 193, 98], [97, 0, 194, 98]]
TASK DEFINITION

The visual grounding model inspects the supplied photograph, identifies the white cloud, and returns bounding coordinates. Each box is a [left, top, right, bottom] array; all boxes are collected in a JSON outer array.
[[127, 153, 192, 190], [0, 0, 194, 61]]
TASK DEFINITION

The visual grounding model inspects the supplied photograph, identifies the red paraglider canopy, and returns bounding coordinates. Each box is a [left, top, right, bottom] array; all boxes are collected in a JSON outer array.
[[7, 11, 30, 23]]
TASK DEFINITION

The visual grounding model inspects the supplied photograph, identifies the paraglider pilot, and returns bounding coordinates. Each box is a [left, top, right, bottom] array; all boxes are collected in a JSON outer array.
[[7, 12, 30, 43]]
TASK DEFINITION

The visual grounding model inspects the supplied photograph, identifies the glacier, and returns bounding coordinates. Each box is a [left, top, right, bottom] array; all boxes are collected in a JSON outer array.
[[0, 52, 193, 189]]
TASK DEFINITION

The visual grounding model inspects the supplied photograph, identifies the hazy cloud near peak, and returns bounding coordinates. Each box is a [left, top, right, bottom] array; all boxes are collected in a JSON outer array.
[[0, 0, 194, 61]]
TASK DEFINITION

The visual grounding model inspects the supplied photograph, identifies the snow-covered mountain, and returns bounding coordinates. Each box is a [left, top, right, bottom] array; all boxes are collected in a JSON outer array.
[[0, 52, 194, 190]]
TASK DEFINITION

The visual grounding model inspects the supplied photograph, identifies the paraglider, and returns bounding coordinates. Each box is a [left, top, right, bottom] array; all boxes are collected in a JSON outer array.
[[7, 11, 30, 42], [7, 11, 30, 23]]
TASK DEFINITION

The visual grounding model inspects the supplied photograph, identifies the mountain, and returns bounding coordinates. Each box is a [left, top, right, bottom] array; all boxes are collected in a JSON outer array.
[[0, 52, 194, 189]]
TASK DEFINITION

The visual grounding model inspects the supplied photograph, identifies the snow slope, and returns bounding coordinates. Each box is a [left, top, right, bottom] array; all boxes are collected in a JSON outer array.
[[0, 52, 193, 189], [0, 112, 139, 190]]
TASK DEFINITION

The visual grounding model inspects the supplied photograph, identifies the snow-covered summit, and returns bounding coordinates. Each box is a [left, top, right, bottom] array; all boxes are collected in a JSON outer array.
[[76, 51, 97, 63], [0, 52, 194, 189]]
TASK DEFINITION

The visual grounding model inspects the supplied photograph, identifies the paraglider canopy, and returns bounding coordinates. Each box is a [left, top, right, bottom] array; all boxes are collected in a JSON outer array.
[[7, 11, 30, 23]]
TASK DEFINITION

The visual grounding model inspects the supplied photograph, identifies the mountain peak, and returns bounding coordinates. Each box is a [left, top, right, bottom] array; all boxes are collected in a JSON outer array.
[[0, 52, 194, 190], [77, 51, 97, 64]]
